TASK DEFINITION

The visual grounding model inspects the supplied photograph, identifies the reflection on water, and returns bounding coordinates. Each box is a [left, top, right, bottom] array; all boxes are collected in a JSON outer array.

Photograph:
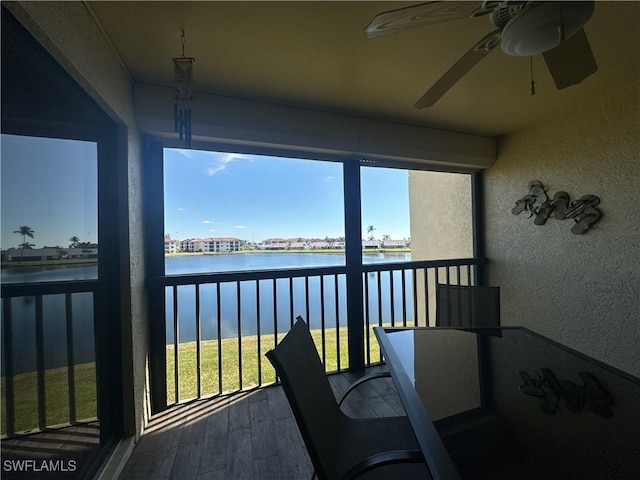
[[2, 264, 98, 374], [1, 292, 96, 375], [164, 252, 414, 343], [1, 264, 98, 283]]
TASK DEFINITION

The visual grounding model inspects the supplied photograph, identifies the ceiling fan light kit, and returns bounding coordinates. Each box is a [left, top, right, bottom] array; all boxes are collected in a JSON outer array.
[[365, 1, 598, 108], [500, 1, 595, 57]]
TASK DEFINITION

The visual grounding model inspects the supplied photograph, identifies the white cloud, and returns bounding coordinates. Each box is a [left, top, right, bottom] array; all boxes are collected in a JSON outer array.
[[177, 207, 185, 211], [234, 225, 246, 229], [325, 176, 335, 180], [169, 149, 251, 176], [206, 152, 251, 176], [201, 220, 211, 224], [208, 229, 215, 232], [173, 148, 197, 159]]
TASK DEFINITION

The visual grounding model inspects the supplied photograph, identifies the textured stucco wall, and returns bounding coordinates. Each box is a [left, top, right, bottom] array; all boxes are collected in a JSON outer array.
[[7, 2, 150, 436], [484, 82, 640, 377], [409, 171, 473, 260], [409, 171, 474, 324]]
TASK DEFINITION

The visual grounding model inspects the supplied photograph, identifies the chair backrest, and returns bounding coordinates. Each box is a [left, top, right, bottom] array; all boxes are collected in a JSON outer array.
[[265, 318, 343, 480], [436, 284, 500, 328]]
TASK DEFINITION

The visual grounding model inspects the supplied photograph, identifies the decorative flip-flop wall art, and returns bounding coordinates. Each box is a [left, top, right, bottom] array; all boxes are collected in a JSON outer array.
[[511, 181, 601, 235]]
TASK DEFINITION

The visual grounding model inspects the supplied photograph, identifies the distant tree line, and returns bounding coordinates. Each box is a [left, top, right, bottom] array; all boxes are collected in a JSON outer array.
[[10, 226, 96, 262]]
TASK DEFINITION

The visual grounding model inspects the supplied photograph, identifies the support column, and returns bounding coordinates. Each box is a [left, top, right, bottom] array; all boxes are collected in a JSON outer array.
[[143, 138, 168, 413], [343, 159, 365, 373]]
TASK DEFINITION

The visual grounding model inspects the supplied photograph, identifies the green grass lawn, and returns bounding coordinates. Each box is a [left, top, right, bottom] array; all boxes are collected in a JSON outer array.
[[1, 326, 385, 433], [1, 363, 97, 435], [166, 325, 386, 403]]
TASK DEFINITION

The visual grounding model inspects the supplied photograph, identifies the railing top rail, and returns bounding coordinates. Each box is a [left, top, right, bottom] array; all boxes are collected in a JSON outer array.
[[362, 257, 485, 272], [151, 265, 348, 287], [1, 279, 98, 298], [149, 257, 486, 288]]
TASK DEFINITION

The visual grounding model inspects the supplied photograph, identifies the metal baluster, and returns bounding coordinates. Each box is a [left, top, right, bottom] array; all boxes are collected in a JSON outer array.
[[334, 275, 340, 371], [273, 279, 278, 348], [305, 276, 310, 331], [237, 281, 242, 390], [401, 269, 407, 327], [173, 285, 179, 402], [458, 280, 465, 327], [92, 289, 100, 418], [320, 275, 326, 367], [195, 283, 201, 399], [288, 277, 294, 328], [434, 268, 441, 326], [216, 282, 222, 394], [35, 295, 46, 430], [273, 278, 279, 383], [377, 272, 383, 362], [3, 299, 15, 435], [389, 271, 395, 327], [412, 268, 418, 327], [256, 280, 262, 386], [364, 271, 371, 365], [424, 267, 430, 326], [65, 293, 76, 423]]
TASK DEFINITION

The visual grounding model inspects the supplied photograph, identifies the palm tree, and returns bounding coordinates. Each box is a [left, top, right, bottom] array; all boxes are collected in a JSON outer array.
[[69, 236, 80, 248], [14, 225, 35, 262], [366, 225, 376, 241], [382, 234, 391, 241]]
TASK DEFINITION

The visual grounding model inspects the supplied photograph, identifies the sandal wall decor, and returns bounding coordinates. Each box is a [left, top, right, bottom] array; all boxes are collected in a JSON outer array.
[[518, 368, 613, 418], [512, 181, 601, 234]]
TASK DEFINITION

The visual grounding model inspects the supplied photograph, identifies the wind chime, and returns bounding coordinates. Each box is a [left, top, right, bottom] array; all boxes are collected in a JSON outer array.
[[173, 31, 195, 148]]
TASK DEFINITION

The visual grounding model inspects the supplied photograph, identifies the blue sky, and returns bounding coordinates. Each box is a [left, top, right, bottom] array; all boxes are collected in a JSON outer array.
[[164, 149, 410, 242], [1, 134, 98, 249], [0, 135, 409, 250]]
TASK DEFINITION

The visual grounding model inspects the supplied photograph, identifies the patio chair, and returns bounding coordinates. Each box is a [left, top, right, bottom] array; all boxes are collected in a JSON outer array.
[[435, 284, 500, 328], [266, 317, 431, 480]]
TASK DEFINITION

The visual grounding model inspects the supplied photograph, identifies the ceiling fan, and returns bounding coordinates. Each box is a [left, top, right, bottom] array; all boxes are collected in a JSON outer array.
[[364, 1, 598, 108]]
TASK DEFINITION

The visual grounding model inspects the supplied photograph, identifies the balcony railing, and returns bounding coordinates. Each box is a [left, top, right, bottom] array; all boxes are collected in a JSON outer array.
[[155, 257, 484, 405], [1, 280, 98, 436], [0, 258, 485, 427]]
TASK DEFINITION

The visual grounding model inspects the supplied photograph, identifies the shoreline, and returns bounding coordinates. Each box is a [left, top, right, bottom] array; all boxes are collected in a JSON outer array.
[[1, 258, 98, 269], [166, 248, 410, 257], [2, 249, 411, 269]]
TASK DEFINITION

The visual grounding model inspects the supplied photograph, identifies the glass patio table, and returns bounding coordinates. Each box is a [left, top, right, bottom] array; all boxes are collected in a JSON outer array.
[[374, 326, 640, 480]]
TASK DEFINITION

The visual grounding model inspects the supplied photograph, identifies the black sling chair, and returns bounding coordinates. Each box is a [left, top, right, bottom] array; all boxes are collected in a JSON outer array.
[[435, 284, 501, 328], [266, 317, 431, 479]]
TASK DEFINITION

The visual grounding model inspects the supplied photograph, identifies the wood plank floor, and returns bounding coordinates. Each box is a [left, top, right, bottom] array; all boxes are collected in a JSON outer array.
[[120, 365, 404, 480]]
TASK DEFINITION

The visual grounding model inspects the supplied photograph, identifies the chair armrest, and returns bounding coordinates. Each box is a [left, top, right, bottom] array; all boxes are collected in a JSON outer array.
[[337, 371, 392, 407], [340, 450, 428, 480]]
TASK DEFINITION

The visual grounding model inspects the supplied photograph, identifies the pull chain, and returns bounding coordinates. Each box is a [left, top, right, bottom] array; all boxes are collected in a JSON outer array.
[[181, 30, 186, 58], [558, 3, 565, 43], [530, 56, 536, 96]]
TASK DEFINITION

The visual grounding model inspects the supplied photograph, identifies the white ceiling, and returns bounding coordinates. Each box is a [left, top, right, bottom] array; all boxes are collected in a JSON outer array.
[[88, 1, 640, 137]]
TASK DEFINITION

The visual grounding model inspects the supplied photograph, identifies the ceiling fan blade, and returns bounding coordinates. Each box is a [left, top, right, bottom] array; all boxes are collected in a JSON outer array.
[[364, 1, 480, 38], [542, 28, 597, 89], [414, 30, 500, 109]]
